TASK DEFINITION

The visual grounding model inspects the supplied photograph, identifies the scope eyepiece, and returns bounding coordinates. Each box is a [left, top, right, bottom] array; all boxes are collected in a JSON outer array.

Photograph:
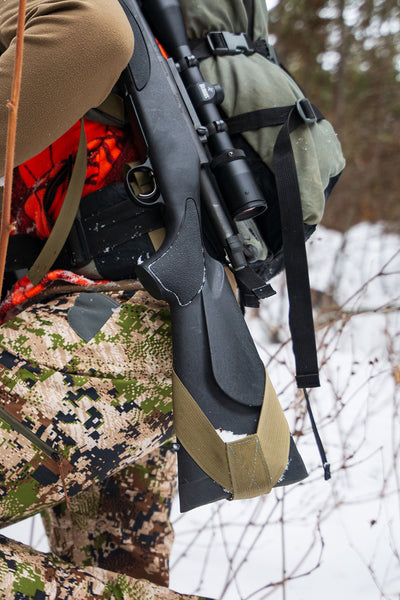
[[210, 149, 267, 221]]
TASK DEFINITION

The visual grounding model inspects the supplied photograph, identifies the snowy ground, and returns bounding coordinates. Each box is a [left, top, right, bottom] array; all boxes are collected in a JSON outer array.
[[3, 223, 400, 600]]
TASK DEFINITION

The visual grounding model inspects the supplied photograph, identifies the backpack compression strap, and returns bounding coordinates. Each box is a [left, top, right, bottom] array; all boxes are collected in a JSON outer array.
[[189, 31, 278, 64], [226, 100, 323, 389]]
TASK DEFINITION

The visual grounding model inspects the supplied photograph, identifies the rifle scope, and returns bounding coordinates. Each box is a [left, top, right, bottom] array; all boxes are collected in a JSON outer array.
[[142, 0, 267, 221]]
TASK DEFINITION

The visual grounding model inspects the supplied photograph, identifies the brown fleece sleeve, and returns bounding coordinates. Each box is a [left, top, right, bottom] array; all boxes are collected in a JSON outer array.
[[0, 0, 134, 175]]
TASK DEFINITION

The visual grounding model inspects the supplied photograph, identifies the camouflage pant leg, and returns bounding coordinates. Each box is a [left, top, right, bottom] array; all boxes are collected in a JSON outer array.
[[0, 532, 207, 600], [0, 290, 216, 598], [0, 288, 175, 525], [41, 444, 177, 587]]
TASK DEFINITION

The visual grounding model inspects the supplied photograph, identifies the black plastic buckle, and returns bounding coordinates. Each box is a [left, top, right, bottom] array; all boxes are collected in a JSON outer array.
[[206, 31, 254, 56], [296, 98, 318, 124]]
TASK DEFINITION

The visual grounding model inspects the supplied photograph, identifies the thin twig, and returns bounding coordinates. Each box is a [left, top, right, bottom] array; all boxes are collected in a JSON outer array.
[[280, 489, 286, 600], [0, 0, 27, 294]]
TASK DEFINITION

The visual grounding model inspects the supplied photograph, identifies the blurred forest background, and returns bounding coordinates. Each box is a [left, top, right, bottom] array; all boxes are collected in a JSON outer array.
[[268, 0, 400, 232]]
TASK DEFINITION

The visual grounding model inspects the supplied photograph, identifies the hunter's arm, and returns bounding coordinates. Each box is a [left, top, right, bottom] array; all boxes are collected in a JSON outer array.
[[0, 0, 134, 175]]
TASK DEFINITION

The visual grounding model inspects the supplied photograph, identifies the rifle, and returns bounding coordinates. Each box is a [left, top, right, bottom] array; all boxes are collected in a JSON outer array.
[[117, 0, 308, 511]]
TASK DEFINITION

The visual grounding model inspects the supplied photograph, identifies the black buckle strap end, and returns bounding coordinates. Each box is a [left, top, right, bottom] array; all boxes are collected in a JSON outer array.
[[62, 215, 92, 269], [206, 31, 254, 56], [296, 372, 320, 389]]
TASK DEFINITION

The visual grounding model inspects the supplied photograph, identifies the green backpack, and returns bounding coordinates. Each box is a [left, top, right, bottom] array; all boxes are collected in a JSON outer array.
[[180, 0, 345, 229]]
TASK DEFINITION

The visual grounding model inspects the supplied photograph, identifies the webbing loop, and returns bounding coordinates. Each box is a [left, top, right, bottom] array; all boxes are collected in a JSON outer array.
[[172, 369, 290, 499]]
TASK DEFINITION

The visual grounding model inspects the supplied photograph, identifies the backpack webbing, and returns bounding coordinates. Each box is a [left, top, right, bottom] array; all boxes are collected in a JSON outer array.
[[225, 102, 322, 388]]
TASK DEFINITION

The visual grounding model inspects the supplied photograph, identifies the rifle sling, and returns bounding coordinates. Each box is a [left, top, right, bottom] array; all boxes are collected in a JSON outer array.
[[172, 369, 290, 499], [27, 120, 87, 286]]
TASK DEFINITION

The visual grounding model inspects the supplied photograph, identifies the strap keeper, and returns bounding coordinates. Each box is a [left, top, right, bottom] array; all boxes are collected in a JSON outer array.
[[206, 31, 254, 56], [296, 98, 318, 124], [296, 373, 320, 389]]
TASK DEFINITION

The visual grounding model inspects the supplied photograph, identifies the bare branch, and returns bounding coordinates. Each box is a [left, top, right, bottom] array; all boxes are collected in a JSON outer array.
[[0, 0, 27, 294]]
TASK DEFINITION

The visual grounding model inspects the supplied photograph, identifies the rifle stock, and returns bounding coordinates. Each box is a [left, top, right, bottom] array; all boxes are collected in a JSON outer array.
[[118, 0, 307, 511]]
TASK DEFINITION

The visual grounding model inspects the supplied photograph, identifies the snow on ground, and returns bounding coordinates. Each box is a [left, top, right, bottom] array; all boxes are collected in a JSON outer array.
[[3, 223, 400, 600]]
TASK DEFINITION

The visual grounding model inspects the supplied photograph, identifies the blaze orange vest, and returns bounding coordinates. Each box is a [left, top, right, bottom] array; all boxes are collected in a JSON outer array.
[[1, 117, 140, 324], [13, 118, 138, 239]]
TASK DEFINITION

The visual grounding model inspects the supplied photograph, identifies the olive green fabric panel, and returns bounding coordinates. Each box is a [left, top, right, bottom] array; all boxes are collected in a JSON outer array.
[[180, 0, 269, 40], [200, 54, 345, 225], [252, 0, 269, 40], [227, 435, 272, 499]]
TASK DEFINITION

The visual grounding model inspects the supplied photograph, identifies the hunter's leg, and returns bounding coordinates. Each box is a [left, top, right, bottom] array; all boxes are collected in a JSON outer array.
[[0, 289, 215, 597], [0, 288, 174, 525], [0, 532, 205, 600], [42, 445, 177, 586]]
